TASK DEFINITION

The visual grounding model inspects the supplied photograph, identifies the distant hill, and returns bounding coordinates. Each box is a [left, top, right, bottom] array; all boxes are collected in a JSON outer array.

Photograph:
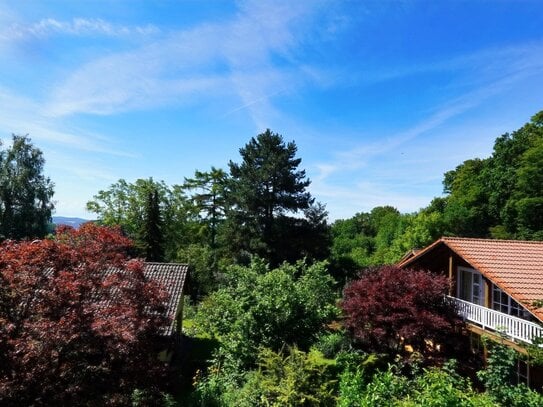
[[52, 216, 92, 229]]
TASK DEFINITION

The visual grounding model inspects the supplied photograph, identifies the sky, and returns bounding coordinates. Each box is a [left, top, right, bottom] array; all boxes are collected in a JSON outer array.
[[1, 0, 542, 221]]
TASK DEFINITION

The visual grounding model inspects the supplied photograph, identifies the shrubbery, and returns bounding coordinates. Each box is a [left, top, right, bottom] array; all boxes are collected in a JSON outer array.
[[194, 259, 337, 367]]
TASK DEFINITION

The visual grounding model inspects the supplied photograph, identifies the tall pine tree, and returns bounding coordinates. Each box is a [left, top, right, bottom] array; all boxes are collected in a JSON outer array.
[[225, 129, 328, 265]]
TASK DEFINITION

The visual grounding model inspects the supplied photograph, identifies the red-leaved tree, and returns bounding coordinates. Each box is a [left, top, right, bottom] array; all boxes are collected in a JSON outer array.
[[0, 223, 170, 406], [341, 265, 462, 356]]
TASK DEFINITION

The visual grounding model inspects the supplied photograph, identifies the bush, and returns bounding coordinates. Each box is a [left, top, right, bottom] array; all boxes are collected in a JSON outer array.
[[341, 265, 462, 357], [195, 259, 336, 367], [313, 331, 350, 359], [337, 361, 496, 407], [239, 347, 337, 406], [477, 340, 543, 406]]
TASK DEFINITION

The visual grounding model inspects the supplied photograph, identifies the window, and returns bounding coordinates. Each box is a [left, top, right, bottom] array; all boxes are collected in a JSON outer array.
[[457, 267, 484, 305], [492, 284, 531, 320], [517, 359, 529, 386]]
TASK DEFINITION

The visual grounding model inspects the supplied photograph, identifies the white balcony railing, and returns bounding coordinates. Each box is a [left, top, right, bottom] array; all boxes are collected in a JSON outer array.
[[447, 296, 543, 345]]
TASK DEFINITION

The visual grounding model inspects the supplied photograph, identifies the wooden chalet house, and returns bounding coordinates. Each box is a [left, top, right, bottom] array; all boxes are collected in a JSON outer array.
[[398, 237, 543, 387]]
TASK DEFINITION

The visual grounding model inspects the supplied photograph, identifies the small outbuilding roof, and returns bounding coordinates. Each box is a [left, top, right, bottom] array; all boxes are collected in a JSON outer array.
[[104, 262, 189, 336], [143, 262, 188, 335]]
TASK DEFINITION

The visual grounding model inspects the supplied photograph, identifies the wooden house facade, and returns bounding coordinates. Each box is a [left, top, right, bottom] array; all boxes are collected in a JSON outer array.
[[398, 237, 543, 388]]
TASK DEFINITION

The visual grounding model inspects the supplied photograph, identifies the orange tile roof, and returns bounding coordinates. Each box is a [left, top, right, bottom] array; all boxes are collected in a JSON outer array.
[[399, 237, 543, 322]]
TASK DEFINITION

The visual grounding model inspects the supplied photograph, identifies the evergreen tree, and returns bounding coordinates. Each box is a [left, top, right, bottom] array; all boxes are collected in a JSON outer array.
[[141, 188, 164, 262], [226, 129, 319, 265], [0, 135, 54, 239], [183, 167, 228, 250]]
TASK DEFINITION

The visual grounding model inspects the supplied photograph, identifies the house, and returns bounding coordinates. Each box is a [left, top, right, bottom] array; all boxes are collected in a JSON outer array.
[[398, 237, 543, 387], [105, 262, 189, 358]]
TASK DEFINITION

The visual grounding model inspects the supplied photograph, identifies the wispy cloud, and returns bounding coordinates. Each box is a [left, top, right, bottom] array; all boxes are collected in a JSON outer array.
[[0, 86, 135, 157], [0, 17, 159, 41], [42, 1, 333, 127], [309, 41, 543, 218], [317, 44, 543, 179]]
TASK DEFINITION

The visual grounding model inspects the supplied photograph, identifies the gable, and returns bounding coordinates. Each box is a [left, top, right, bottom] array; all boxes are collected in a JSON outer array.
[[399, 237, 543, 322]]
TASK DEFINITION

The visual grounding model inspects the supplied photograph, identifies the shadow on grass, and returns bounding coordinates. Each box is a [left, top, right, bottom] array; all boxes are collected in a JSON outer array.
[[171, 326, 220, 405]]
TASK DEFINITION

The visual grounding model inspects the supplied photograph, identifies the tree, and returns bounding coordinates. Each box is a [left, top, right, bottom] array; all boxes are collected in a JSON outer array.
[[442, 158, 492, 237], [140, 188, 165, 262], [341, 265, 461, 356], [181, 167, 229, 286], [0, 224, 169, 405], [183, 167, 228, 251], [87, 178, 196, 260], [195, 259, 336, 367], [226, 129, 321, 265], [436, 110, 543, 240], [0, 135, 54, 239]]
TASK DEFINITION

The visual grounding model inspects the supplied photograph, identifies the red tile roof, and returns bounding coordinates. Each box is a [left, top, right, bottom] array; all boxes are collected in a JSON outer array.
[[399, 237, 543, 322]]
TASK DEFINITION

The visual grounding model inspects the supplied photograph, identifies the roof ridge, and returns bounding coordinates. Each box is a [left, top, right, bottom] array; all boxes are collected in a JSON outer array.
[[442, 236, 543, 244], [144, 262, 189, 266]]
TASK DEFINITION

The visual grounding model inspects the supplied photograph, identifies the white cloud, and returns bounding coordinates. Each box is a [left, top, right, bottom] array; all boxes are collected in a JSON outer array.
[[0, 17, 159, 41]]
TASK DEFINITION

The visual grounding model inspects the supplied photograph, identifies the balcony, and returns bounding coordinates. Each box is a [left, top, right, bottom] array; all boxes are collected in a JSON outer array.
[[447, 296, 543, 345]]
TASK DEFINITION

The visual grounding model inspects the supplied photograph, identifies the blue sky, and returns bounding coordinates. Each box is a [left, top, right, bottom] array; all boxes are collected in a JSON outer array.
[[1, 1, 542, 220]]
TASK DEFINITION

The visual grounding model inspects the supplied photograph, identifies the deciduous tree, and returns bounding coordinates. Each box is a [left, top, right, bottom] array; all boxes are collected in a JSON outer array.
[[86, 178, 195, 260], [195, 259, 336, 367], [0, 224, 169, 406], [0, 135, 54, 239]]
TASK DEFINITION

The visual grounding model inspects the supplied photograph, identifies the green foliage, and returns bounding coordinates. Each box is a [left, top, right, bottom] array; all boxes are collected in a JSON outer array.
[[87, 178, 197, 259], [141, 188, 165, 261], [131, 389, 178, 407], [194, 259, 336, 367], [442, 158, 493, 237], [242, 347, 337, 406], [183, 167, 228, 254], [337, 368, 366, 407], [329, 207, 407, 277], [225, 129, 329, 265], [436, 110, 543, 239], [477, 340, 517, 396], [312, 331, 350, 359], [195, 347, 337, 407], [329, 204, 445, 271], [176, 243, 217, 299], [476, 340, 543, 407], [387, 210, 444, 260], [0, 135, 54, 239], [337, 362, 496, 407]]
